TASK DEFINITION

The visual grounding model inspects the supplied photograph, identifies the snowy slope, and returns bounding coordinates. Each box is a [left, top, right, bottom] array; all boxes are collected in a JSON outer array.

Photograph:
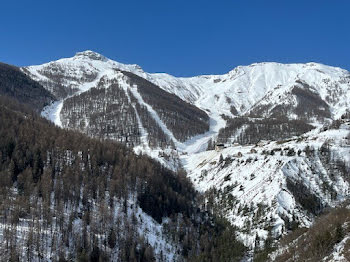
[[26, 50, 144, 84], [24, 51, 142, 127], [21, 51, 350, 256], [22, 51, 216, 156], [182, 122, 350, 247], [23, 51, 350, 157], [24, 52, 350, 120], [0, 194, 179, 262], [23, 53, 191, 169], [145, 62, 350, 119]]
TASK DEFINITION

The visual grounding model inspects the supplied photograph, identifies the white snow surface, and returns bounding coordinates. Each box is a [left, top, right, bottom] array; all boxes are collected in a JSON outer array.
[[41, 100, 63, 126], [146, 62, 350, 119], [182, 124, 350, 247]]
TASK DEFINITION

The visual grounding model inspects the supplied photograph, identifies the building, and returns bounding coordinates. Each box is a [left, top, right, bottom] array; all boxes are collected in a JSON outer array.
[[215, 143, 225, 152]]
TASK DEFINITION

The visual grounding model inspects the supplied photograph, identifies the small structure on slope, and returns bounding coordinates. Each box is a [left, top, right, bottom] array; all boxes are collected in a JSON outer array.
[[215, 143, 225, 152]]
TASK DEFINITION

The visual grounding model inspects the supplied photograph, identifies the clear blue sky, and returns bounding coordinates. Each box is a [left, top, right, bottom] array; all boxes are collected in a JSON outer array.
[[1, 0, 349, 76]]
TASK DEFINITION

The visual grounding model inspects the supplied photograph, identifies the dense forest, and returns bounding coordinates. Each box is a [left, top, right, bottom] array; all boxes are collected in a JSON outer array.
[[60, 76, 175, 149], [0, 63, 54, 112], [61, 77, 141, 147], [291, 83, 331, 120], [128, 90, 174, 149], [217, 116, 314, 145], [122, 71, 210, 142], [249, 80, 332, 121], [0, 95, 246, 261]]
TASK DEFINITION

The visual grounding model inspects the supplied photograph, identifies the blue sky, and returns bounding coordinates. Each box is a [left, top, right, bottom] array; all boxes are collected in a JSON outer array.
[[1, 0, 349, 76]]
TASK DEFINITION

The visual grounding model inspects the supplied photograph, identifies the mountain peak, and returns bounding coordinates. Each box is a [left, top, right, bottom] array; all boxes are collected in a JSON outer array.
[[74, 50, 107, 61]]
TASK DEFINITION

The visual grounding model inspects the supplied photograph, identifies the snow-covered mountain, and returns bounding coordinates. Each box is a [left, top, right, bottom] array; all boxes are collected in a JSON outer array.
[[145, 62, 350, 119], [22, 50, 145, 99], [22, 51, 211, 169], [183, 122, 350, 247], [22, 51, 350, 154], [21, 51, 350, 256]]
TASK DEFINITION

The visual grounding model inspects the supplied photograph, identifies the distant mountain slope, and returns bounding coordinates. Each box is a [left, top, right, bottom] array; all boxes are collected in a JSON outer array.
[[123, 70, 209, 142], [21, 51, 144, 99], [24, 51, 350, 122], [22, 52, 210, 156], [217, 117, 314, 145], [22, 51, 350, 155], [0, 62, 54, 112], [147, 62, 350, 120], [143, 62, 350, 158]]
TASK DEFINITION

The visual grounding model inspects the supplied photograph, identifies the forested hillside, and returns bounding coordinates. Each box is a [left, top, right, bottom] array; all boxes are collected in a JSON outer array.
[[248, 80, 333, 121], [60, 74, 176, 150], [217, 117, 314, 145], [61, 78, 141, 147], [123, 71, 210, 142], [0, 63, 54, 112], [0, 95, 246, 261], [23, 53, 211, 151], [269, 203, 350, 262]]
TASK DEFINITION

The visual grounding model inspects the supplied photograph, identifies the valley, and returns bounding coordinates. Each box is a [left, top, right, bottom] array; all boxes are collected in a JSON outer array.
[[25, 51, 350, 246], [0, 51, 349, 261]]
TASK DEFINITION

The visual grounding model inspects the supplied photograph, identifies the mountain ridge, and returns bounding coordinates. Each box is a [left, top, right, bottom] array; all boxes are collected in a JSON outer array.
[[23, 51, 350, 119], [21, 51, 350, 155]]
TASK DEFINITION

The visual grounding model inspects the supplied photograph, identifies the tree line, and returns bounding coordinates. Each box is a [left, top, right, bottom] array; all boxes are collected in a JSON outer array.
[[218, 116, 314, 145]]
